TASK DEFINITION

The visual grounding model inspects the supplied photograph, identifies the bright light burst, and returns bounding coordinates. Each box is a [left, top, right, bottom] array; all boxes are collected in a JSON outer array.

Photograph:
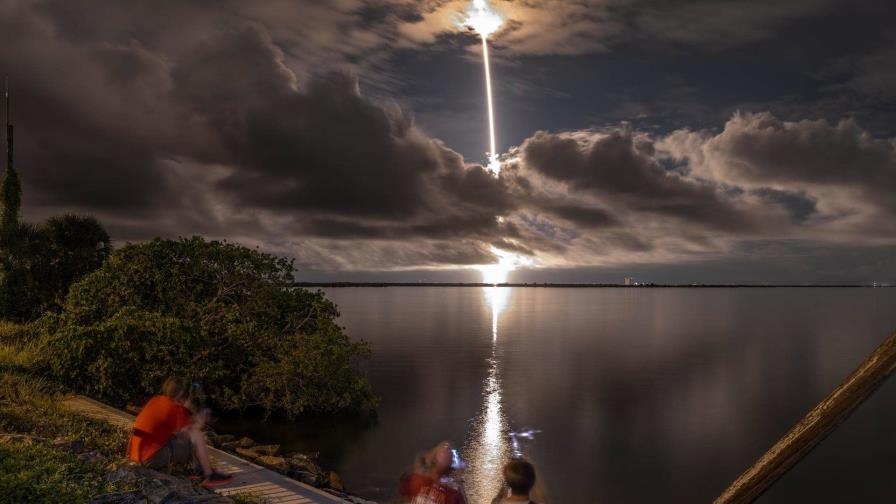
[[476, 247, 533, 285], [461, 0, 504, 38], [458, 0, 505, 175]]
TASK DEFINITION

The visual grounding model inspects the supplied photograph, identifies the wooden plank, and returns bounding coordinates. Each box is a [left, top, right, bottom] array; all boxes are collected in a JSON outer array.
[[715, 330, 896, 504], [63, 396, 349, 504]]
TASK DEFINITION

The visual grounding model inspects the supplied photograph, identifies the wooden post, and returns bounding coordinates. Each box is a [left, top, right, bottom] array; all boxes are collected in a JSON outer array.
[[715, 330, 896, 504]]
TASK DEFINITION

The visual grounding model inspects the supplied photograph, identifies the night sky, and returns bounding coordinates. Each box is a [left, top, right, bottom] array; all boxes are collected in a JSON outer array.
[[2, 0, 895, 283]]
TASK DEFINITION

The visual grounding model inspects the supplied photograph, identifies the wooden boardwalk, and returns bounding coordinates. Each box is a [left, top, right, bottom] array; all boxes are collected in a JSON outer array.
[[64, 396, 350, 504]]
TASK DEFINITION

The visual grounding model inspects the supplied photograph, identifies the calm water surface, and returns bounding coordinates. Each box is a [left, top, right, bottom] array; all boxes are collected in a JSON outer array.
[[219, 287, 896, 503]]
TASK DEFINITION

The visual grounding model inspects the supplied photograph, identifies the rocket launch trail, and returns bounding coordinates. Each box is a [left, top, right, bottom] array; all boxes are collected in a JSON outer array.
[[481, 34, 499, 174], [462, 0, 504, 174]]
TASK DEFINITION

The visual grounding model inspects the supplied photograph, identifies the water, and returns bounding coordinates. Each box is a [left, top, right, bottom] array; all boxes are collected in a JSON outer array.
[[217, 287, 896, 503]]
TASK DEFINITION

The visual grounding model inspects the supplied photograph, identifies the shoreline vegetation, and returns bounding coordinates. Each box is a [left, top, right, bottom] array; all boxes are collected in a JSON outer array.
[[0, 168, 378, 501], [1, 314, 376, 504], [0, 329, 261, 503]]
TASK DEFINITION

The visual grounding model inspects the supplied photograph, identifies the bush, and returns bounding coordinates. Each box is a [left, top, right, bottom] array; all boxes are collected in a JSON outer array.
[[0, 215, 110, 322], [33, 237, 376, 417]]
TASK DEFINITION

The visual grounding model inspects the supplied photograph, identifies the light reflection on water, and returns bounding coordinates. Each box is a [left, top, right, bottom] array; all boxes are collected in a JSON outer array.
[[463, 286, 512, 504], [216, 288, 896, 503]]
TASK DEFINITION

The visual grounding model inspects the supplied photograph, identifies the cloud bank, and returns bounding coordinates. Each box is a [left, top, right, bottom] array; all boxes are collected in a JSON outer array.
[[1, 0, 893, 280]]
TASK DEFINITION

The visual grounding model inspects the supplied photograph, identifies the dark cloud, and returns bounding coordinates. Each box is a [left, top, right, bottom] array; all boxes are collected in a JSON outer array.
[[634, 0, 833, 47], [0, 0, 894, 281], [520, 128, 755, 232]]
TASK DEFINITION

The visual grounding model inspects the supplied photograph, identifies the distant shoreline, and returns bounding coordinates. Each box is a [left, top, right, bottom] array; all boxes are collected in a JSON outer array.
[[295, 282, 892, 288]]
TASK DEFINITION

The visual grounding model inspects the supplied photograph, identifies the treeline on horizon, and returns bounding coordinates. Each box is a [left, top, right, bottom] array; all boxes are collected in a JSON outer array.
[[295, 282, 888, 288], [0, 159, 376, 417]]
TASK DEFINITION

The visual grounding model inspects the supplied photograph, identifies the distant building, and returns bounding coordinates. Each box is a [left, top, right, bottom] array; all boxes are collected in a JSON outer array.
[[624, 277, 634, 286]]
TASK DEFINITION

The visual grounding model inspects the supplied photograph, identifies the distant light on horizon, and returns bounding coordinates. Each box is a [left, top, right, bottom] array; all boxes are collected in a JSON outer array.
[[476, 247, 534, 285]]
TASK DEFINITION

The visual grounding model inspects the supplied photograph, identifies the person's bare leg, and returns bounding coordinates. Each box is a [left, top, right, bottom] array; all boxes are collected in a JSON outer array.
[[186, 426, 212, 476]]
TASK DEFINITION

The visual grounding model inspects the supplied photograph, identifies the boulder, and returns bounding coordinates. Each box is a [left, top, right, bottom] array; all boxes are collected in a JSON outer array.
[[53, 437, 87, 454], [94, 465, 232, 504], [256, 455, 290, 472], [290, 468, 324, 487], [221, 436, 254, 450], [328, 471, 344, 491], [208, 434, 235, 447], [287, 453, 324, 475], [234, 443, 279, 460], [234, 447, 261, 460], [252, 444, 280, 456], [78, 451, 109, 465]]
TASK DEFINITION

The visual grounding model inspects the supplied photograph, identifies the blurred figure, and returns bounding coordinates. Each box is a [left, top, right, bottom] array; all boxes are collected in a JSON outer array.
[[492, 458, 538, 504], [399, 441, 468, 504], [127, 377, 233, 488]]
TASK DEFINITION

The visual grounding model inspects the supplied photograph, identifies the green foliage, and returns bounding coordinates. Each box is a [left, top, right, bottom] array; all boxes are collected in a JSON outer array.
[[0, 442, 130, 503], [0, 215, 110, 322], [35, 237, 376, 417], [0, 223, 53, 321], [0, 165, 21, 238], [43, 214, 112, 308]]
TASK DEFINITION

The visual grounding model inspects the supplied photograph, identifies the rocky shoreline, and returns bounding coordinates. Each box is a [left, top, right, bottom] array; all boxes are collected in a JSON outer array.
[[208, 433, 377, 503]]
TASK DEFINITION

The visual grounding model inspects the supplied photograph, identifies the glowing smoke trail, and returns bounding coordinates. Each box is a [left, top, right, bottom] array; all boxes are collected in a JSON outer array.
[[461, 0, 504, 174], [482, 36, 499, 174]]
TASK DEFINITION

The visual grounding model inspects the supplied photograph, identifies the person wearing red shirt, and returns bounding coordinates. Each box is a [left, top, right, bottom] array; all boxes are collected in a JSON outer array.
[[399, 442, 468, 504], [127, 377, 232, 488]]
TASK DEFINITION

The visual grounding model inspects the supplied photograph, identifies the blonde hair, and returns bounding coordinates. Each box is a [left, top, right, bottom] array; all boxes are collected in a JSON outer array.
[[162, 377, 188, 401]]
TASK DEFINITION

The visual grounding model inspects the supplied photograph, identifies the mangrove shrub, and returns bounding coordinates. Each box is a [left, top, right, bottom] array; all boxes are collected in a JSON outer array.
[[34, 237, 376, 416]]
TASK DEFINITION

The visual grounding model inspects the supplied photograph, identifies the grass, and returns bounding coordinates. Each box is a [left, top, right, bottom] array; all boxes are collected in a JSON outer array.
[[0, 327, 136, 502], [0, 326, 270, 504], [0, 441, 130, 504]]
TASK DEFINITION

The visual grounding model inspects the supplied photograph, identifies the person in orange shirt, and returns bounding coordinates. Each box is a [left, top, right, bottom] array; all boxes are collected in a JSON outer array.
[[127, 377, 233, 488]]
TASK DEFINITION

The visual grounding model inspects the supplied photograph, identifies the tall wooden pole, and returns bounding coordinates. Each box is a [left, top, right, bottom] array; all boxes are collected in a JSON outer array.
[[715, 330, 896, 503], [5, 78, 11, 171]]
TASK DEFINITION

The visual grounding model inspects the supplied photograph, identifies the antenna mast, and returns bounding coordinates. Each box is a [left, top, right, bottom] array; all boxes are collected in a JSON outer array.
[[5, 78, 12, 172]]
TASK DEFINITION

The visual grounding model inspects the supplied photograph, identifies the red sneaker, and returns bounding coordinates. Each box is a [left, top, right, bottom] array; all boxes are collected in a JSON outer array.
[[201, 471, 234, 488]]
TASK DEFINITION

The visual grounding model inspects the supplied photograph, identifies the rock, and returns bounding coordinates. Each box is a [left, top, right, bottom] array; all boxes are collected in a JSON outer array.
[[256, 455, 289, 472], [221, 436, 254, 450], [234, 443, 280, 460], [328, 471, 344, 491], [288, 454, 324, 475], [286, 453, 327, 487], [107, 465, 142, 485], [290, 469, 324, 487], [78, 451, 109, 465], [209, 434, 235, 447], [53, 437, 87, 454], [252, 444, 280, 456], [234, 447, 261, 460], [93, 465, 232, 504]]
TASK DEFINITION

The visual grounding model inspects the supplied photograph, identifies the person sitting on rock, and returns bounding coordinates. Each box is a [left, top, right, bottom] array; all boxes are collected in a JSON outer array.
[[399, 441, 468, 504], [491, 458, 538, 504], [127, 377, 233, 488]]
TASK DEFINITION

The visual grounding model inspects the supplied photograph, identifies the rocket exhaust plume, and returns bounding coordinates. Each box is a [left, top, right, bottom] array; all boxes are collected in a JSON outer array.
[[461, 0, 504, 174]]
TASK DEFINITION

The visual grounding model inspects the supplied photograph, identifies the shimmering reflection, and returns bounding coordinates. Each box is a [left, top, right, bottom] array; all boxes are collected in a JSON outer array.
[[464, 286, 512, 504], [485, 286, 510, 341]]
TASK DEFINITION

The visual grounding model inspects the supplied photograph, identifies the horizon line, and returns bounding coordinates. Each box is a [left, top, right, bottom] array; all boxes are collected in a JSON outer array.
[[294, 282, 893, 288]]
